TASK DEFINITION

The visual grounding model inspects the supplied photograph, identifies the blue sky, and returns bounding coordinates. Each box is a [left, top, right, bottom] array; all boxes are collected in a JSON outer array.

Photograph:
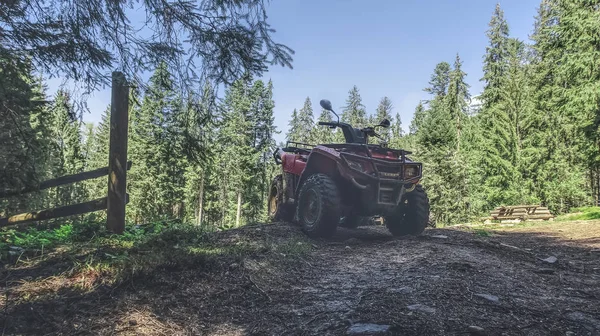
[[47, 0, 539, 143]]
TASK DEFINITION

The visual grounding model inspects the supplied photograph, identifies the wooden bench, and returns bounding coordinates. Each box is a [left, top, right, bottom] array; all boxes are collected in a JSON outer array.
[[489, 205, 554, 222]]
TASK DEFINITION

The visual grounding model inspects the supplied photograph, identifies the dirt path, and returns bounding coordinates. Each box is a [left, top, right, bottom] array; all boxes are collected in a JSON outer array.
[[2, 221, 600, 335]]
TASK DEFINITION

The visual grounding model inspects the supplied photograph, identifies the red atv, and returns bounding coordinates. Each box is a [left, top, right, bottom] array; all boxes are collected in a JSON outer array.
[[268, 99, 430, 238]]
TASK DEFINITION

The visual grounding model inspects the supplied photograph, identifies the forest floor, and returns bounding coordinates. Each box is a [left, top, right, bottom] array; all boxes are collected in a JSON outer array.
[[1, 219, 600, 336]]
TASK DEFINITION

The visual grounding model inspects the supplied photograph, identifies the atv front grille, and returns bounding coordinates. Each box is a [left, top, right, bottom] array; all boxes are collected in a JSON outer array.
[[379, 189, 394, 204], [378, 182, 400, 205], [376, 164, 402, 180]]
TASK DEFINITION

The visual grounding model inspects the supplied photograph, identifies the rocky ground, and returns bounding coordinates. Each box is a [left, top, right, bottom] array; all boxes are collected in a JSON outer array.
[[1, 220, 599, 335]]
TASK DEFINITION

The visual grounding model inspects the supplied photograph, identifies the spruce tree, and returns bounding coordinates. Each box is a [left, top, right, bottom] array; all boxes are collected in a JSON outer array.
[[375, 97, 394, 141], [128, 62, 182, 221], [47, 90, 86, 205], [417, 59, 473, 224], [525, 0, 590, 212], [312, 108, 336, 144], [286, 109, 301, 142], [424, 62, 451, 97], [481, 3, 510, 109], [409, 102, 426, 135], [297, 97, 315, 143], [341, 86, 367, 128], [184, 82, 217, 225], [476, 39, 535, 208], [0, 55, 49, 214], [445, 54, 471, 152]]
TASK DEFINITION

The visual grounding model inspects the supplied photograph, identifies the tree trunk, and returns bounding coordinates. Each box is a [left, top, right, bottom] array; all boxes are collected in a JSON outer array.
[[236, 191, 242, 227], [197, 172, 205, 226], [596, 167, 600, 206]]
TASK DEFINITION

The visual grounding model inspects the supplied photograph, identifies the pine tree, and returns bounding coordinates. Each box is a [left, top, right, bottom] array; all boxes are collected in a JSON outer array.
[[286, 108, 301, 142], [128, 62, 183, 221], [341, 86, 367, 128], [525, 0, 595, 211], [416, 59, 474, 224], [0, 55, 49, 214], [424, 62, 451, 97], [312, 108, 336, 144], [375, 97, 394, 141], [481, 3, 510, 109], [476, 39, 535, 209], [184, 82, 216, 225], [47, 90, 86, 205], [445, 54, 471, 152], [297, 97, 315, 143], [409, 102, 426, 135]]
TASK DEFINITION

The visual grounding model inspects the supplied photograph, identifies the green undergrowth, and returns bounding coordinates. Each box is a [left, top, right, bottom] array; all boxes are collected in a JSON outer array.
[[556, 206, 600, 221], [1, 219, 313, 290]]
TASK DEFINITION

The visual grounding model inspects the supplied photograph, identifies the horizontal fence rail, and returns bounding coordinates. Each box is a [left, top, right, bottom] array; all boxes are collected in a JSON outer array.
[[0, 195, 130, 227], [0, 161, 132, 200]]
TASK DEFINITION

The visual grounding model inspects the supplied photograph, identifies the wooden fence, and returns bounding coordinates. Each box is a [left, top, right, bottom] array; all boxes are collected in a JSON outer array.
[[0, 72, 131, 234]]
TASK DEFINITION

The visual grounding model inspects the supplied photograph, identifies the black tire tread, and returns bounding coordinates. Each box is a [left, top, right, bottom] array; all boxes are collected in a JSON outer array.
[[385, 184, 430, 236], [297, 173, 341, 238], [268, 175, 293, 222]]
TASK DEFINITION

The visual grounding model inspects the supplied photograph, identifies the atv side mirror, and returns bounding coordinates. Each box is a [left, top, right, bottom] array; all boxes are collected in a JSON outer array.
[[320, 99, 333, 111], [378, 119, 391, 128]]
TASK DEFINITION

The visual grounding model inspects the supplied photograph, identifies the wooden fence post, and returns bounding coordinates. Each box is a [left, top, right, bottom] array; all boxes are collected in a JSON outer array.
[[106, 71, 129, 234]]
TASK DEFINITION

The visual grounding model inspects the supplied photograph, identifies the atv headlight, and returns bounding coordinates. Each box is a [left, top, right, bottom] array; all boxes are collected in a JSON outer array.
[[347, 159, 365, 172], [404, 165, 420, 179]]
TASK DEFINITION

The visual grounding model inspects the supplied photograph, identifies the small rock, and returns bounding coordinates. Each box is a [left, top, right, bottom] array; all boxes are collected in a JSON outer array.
[[534, 268, 555, 274], [9, 246, 24, 252], [407, 304, 436, 313], [345, 246, 352, 250], [474, 293, 499, 303], [347, 323, 390, 335], [296, 241, 303, 245], [229, 263, 239, 269], [431, 234, 448, 239], [467, 325, 487, 335], [129, 320, 138, 326], [541, 256, 558, 264]]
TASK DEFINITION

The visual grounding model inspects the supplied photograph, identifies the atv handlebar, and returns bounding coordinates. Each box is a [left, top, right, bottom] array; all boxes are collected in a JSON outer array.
[[318, 121, 338, 128]]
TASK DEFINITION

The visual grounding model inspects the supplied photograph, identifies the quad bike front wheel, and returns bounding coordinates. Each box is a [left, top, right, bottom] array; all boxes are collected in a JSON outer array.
[[268, 175, 293, 222], [296, 174, 341, 238], [385, 184, 430, 236]]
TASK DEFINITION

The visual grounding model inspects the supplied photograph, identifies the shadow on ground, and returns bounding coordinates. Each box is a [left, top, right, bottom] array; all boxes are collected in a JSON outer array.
[[1, 222, 599, 335]]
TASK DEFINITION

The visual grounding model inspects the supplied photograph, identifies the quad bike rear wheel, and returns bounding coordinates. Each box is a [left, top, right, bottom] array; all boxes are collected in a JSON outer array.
[[296, 174, 341, 238], [385, 184, 430, 236], [268, 175, 293, 222]]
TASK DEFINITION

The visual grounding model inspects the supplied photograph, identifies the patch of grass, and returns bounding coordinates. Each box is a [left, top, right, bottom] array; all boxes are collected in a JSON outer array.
[[2, 220, 313, 294], [473, 228, 492, 237], [273, 239, 313, 256], [557, 206, 600, 221]]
